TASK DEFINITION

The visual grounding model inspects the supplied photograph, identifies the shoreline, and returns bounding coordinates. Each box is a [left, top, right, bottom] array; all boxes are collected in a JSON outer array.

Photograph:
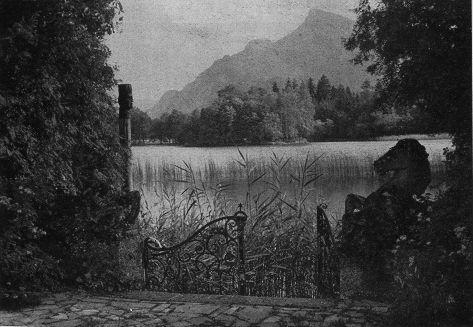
[[131, 133, 451, 148]]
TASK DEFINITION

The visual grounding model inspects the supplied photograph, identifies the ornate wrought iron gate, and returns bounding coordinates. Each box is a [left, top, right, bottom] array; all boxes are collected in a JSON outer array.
[[142, 205, 339, 297], [142, 210, 247, 295]]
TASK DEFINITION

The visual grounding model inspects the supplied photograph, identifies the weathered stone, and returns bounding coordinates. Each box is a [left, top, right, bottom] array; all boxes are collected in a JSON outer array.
[[234, 319, 251, 327], [234, 306, 272, 324], [59, 300, 80, 306], [170, 321, 193, 327], [263, 315, 281, 323], [162, 315, 184, 323], [70, 302, 106, 310], [167, 312, 200, 320], [144, 317, 164, 325], [0, 292, 389, 327], [0, 312, 24, 319], [187, 316, 213, 325], [309, 314, 324, 322], [18, 316, 37, 324], [344, 310, 364, 318], [322, 314, 346, 327], [305, 322, 322, 327], [223, 306, 240, 315], [48, 319, 85, 327], [110, 301, 146, 309], [123, 311, 155, 320], [78, 309, 100, 315], [51, 313, 68, 319], [260, 323, 280, 327], [106, 314, 122, 321], [215, 314, 236, 322], [292, 310, 308, 318], [174, 303, 218, 315], [83, 297, 111, 303], [102, 308, 125, 316], [112, 301, 156, 310], [152, 303, 171, 312], [208, 305, 231, 318]]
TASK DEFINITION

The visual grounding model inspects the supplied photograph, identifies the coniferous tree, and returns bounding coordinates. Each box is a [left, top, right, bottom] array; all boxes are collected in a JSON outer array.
[[308, 77, 317, 103], [315, 75, 331, 102]]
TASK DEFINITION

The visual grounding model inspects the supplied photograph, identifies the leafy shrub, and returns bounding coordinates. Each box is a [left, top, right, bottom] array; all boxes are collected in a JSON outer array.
[[388, 185, 472, 326], [0, 0, 131, 306]]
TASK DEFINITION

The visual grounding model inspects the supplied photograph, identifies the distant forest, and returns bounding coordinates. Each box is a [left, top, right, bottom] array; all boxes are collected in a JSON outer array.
[[131, 75, 440, 146]]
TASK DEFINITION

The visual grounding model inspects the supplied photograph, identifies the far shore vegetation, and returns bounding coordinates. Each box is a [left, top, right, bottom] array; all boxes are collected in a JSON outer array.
[[131, 77, 446, 147]]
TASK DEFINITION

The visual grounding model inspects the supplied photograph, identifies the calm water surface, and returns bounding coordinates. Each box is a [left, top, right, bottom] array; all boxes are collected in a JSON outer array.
[[132, 139, 451, 217]]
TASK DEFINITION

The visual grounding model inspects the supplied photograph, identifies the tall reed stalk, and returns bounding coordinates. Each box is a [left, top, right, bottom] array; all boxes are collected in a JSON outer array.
[[122, 151, 338, 296]]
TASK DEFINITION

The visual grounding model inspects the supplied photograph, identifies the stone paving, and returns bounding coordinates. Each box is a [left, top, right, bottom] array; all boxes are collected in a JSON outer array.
[[0, 291, 389, 327]]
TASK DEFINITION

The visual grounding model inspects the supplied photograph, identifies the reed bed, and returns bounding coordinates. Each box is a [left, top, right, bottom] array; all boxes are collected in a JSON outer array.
[[122, 149, 447, 296], [123, 152, 343, 296], [132, 151, 445, 193]]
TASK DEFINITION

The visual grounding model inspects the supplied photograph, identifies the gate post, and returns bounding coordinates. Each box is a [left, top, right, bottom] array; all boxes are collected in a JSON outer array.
[[316, 206, 323, 295], [238, 217, 246, 295], [118, 84, 133, 191]]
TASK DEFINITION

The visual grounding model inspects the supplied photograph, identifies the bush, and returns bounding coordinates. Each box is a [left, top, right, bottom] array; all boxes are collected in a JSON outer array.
[[0, 0, 132, 306], [388, 186, 472, 326]]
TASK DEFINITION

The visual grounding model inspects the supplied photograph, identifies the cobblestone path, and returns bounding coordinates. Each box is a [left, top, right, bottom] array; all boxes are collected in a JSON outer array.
[[0, 291, 389, 326]]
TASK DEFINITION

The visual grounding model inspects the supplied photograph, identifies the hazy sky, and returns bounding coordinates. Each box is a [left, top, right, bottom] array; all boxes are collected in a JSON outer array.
[[106, 0, 358, 110]]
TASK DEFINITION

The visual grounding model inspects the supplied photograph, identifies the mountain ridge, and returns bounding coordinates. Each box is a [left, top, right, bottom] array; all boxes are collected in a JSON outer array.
[[148, 9, 369, 119]]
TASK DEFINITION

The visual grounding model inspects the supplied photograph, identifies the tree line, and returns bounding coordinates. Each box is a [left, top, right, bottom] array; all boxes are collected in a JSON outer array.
[[132, 75, 436, 146]]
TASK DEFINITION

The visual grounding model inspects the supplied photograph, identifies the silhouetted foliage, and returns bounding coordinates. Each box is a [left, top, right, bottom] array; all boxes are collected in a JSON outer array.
[[0, 0, 133, 305], [345, 0, 471, 324]]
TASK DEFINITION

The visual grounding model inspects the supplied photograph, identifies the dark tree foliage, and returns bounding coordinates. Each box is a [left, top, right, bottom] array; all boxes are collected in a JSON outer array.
[[345, 0, 471, 145], [130, 108, 152, 143], [344, 1, 472, 324], [144, 79, 436, 146], [0, 0, 131, 300], [314, 75, 331, 103], [307, 77, 316, 103]]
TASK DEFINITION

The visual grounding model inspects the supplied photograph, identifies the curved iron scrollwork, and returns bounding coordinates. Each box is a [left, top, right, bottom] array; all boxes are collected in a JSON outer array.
[[142, 210, 247, 295]]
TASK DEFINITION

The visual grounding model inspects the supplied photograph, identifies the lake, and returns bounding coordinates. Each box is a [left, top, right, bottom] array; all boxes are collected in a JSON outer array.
[[132, 138, 451, 219]]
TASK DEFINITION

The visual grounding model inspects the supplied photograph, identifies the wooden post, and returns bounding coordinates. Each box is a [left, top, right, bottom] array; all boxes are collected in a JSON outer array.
[[119, 84, 133, 191]]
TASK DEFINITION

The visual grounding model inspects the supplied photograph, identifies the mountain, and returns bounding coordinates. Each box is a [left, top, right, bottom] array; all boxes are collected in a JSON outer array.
[[148, 9, 369, 119]]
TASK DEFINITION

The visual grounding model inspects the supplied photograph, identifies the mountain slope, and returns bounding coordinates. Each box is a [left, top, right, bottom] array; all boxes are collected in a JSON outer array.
[[148, 9, 369, 119]]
